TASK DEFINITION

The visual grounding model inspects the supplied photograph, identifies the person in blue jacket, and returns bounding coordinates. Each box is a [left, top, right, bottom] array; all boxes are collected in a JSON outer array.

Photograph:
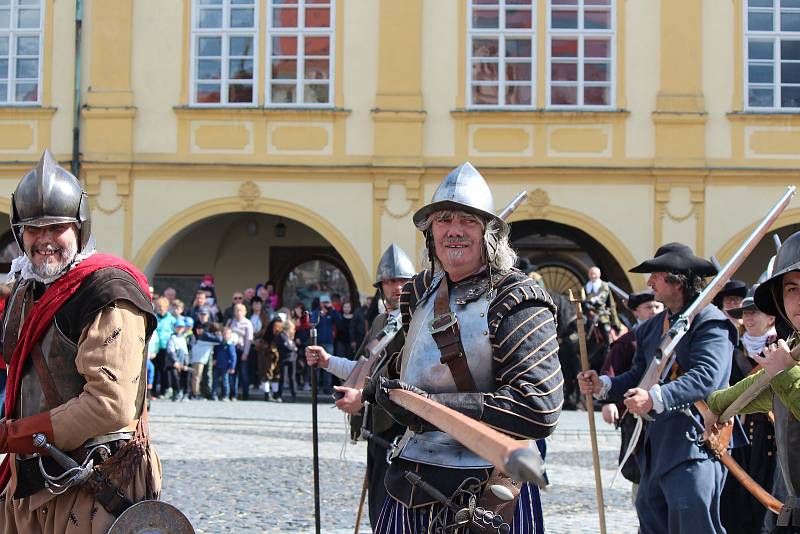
[[213, 326, 237, 401], [579, 242, 740, 534]]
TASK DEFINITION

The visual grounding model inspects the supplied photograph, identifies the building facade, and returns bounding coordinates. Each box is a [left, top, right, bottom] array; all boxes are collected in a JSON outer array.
[[0, 0, 795, 305]]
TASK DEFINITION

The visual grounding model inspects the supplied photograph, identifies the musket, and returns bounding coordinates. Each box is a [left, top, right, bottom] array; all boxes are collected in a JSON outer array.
[[569, 289, 607, 534], [340, 310, 401, 392], [306, 312, 322, 534], [497, 190, 528, 221], [607, 281, 629, 303], [388, 389, 547, 487], [613, 186, 795, 499]]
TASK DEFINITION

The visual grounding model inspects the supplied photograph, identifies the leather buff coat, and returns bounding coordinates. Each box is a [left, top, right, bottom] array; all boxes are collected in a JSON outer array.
[[384, 268, 564, 507]]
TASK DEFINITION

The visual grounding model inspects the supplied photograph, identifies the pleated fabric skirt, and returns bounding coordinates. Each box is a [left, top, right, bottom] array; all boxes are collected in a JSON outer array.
[[373, 481, 544, 534]]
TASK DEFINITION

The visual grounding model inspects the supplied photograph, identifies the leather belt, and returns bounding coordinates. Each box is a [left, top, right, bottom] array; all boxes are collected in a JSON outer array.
[[430, 279, 476, 391]]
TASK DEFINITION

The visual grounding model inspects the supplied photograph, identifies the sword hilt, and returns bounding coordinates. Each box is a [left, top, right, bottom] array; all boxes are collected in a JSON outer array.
[[32, 433, 80, 470]]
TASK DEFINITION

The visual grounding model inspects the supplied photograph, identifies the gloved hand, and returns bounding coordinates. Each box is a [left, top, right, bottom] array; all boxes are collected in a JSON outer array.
[[374, 378, 436, 432], [361, 374, 379, 405]]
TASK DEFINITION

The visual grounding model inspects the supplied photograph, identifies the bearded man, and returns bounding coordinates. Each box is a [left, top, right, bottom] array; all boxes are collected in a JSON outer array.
[[364, 163, 563, 534], [0, 150, 160, 533], [306, 243, 414, 529]]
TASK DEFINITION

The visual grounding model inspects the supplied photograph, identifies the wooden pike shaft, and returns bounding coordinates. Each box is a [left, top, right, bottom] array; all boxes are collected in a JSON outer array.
[[353, 470, 368, 534], [388, 389, 547, 487], [570, 289, 607, 534]]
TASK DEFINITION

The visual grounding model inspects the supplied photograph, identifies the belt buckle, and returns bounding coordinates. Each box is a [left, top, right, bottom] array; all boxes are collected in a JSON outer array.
[[429, 312, 457, 334]]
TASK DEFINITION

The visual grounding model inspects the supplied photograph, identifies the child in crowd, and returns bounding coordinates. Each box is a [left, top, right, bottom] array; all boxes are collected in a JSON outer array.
[[213, 326, 238, 401], [166, 317, 193, 401], [191, 320, 219, 400]]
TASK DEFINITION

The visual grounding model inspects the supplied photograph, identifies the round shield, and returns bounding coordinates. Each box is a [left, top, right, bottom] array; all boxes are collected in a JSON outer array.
[[107, 500, 194, 534]]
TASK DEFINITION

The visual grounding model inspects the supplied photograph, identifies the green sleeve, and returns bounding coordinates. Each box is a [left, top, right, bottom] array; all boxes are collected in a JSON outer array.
[[770, 365, 800, 420], [706, 369, 774, 416]]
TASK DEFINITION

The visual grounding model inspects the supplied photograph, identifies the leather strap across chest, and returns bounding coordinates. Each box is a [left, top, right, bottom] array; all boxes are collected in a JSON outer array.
[[430, 279, 477, 392]]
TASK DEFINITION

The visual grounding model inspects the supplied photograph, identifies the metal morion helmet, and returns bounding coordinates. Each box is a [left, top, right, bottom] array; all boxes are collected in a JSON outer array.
[[412, 162, 507, 232], [10, 149, 91, 252], [755, 230, 800, 317], [374, 244, 415, 288]]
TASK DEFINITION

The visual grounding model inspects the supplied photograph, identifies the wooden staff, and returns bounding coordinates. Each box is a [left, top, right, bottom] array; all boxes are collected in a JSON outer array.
[[306, 312, 322, 534], [353, 470, 368, 534], [569, 289, 607, 534], [388, 389, 547, 487]]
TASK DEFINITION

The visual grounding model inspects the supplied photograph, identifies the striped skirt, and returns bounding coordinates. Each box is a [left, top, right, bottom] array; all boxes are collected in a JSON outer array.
[[373, 481, 544, 534]]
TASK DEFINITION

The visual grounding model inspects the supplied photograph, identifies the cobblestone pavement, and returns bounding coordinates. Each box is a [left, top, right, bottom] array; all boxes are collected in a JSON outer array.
[[151, 395, 639, 533]]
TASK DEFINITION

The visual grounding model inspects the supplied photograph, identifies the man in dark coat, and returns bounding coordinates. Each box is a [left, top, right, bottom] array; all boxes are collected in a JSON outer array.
[[579, 242, 739, 534]]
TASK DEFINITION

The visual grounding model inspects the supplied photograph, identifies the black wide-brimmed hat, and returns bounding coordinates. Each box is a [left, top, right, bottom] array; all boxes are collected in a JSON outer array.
[[629, 242, 718, 277], [627, 290, 655, 312], [726, 285, 762, 319], [712, 279, 748, 308]]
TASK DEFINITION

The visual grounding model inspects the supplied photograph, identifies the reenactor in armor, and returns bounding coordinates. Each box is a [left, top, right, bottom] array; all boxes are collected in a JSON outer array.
[[0, 151, 167, 533], [305, 244, 413, 529], [584, 265, 622, 342], [706, 231, 800, 533], [363, 163, 563, 533]]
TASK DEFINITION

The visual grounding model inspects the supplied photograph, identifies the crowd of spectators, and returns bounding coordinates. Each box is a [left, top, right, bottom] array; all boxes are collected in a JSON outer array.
[[147, 275, 374, 403]]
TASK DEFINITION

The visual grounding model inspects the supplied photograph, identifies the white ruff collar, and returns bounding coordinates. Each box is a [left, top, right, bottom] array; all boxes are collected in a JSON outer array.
[[6, 236, 97, 285]]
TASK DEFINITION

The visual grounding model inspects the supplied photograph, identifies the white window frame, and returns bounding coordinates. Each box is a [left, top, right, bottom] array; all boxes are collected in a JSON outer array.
[[546, 0, 615, 110], [0, 0, 44, 106], [744, 0, 800, 111], [190, 0, 259, 107], [466, 0, 537, 109], [265, 0, 336, 108]]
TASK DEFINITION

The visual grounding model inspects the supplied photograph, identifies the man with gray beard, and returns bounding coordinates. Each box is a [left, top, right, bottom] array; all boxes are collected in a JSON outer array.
[[363, 163, 563, 534], [0, 150, 163, 533]]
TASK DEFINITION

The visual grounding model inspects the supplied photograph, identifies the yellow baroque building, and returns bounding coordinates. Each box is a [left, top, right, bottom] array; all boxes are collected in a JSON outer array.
[[0, 0, 796, 306]]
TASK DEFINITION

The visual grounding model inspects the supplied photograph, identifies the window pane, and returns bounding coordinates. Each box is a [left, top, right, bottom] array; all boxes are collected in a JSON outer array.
[[196, 83, 221, 103], [15, 82, 36, 102], [473, 38, 499, 57], [307, 0, 331, 3], [228, 83, 253, 103], [271, 83, 296, 103], [782, 40, 800, 59], [584, 86, 609, 105], [472, 9, 499, 29], [784, 0, 800, 7], [473, 0, 499, 4], [198, 0, 222, 4], [305, 58, 329, 79], [197, 59, 221, 79], [749, 63, 773, 82], [551, 9, 578, 29], [551, 62, 577, 81], [306, 7, 331, 27], [781, 12, 800, 31], [273, 8, 298, 27], [229, 58, 253, 79], [749, 39, 774, 59], [748, 0, 772, 6], [230, 8, 254, 28], [505, 38, 531, 57], [17, 8, 39, 28], [748, 87, 773, 106], [0, 10, 9, 29], [16, 58, 37, 78], [472, 61, 499, 81], [506, 85, 531, 105], [230, 36, 253, 56], [18, 0, 38, 4], [0, 37, 8, 56], [272, 36, 297, 56], [0, 83, 7, 101], [585, 0, 610, 4], [781, 85, 800, 106], [551, 85, 577, 105], [0, 59, 7, 78], [507, 0, 532, 4], [506, 62, 531, 81], [198, 8, 222, 28], [472, 84, 499, 105], [304, 83, 329, 103], [506, 9, 532, 29], [584, 10, 611, 30], [585, 62, 609, 81], [272, 58, 297, 79], [305, 36, 330, 55], [16, 36, 38, 55], [198, 36, 221, 56], [782, 61, 800, 83], [585, 38, 610, 58], [231, 0, 253, 3], [552, 0, 577, 5], [552, 38, 578, 57], [749, 12, 773, 31]]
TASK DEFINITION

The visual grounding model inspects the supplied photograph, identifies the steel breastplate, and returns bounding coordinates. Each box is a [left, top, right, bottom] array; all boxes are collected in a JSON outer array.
[[774, 394, 800, 497], [400, 274, 494, 393], [17, 321, 84, 419]]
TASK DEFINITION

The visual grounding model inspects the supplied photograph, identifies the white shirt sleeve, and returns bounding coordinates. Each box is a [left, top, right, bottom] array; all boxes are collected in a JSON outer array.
[[326, 355, 358, 381], [595, 375, 612, 400]]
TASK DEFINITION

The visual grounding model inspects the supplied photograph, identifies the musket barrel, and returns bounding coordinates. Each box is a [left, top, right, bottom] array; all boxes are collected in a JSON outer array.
[[497, 191, 528, 221]]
